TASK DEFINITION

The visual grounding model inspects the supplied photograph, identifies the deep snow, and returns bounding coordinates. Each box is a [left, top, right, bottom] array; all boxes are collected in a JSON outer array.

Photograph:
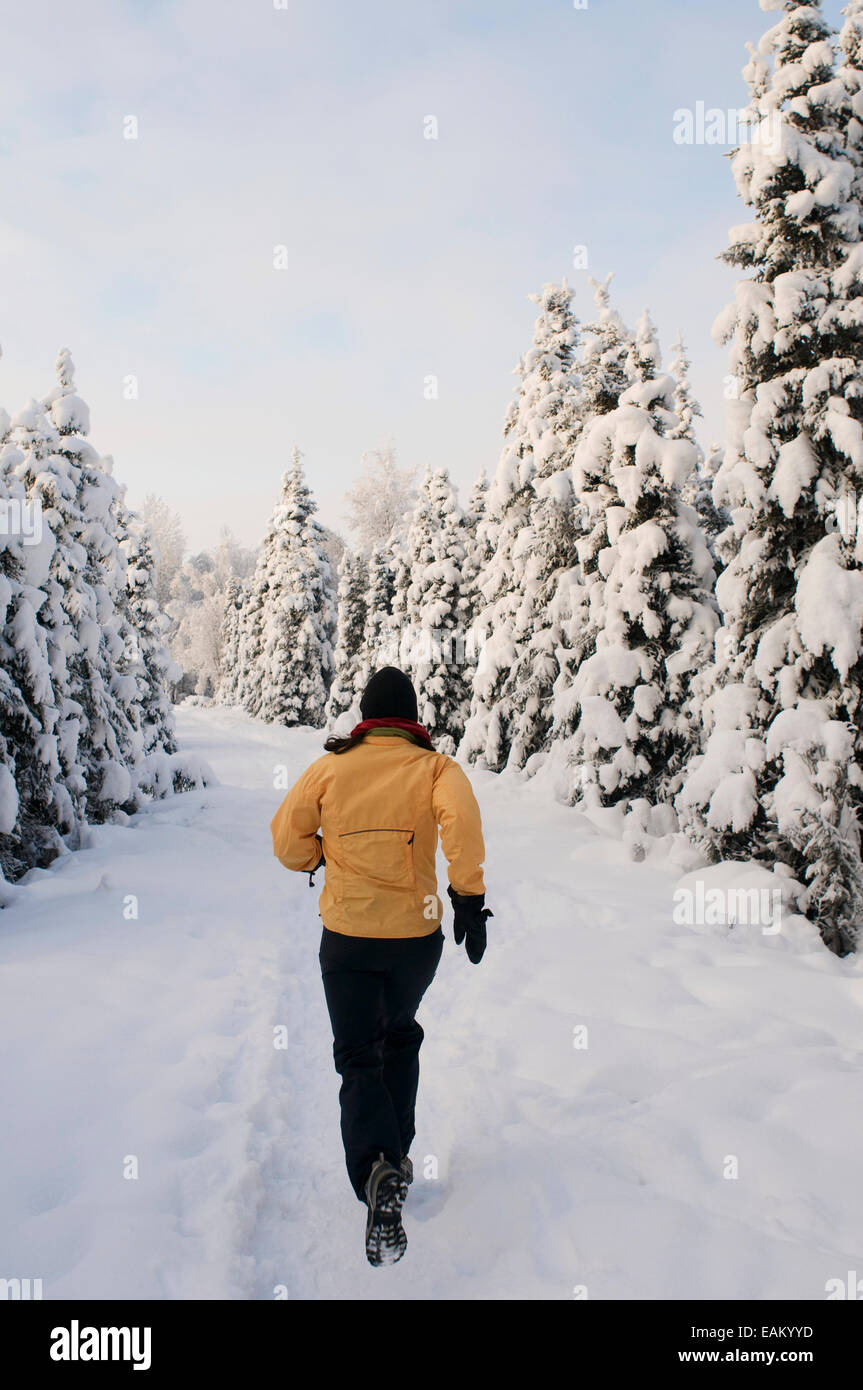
[[1, 704, 861, 1300]]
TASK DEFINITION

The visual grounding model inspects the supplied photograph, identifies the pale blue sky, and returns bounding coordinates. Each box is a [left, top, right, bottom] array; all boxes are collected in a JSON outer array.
[[0, 0, 849, 552]]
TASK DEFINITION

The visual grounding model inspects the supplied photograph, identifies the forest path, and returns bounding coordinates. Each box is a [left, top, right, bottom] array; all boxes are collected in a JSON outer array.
[[1, 705, 861, 1300]]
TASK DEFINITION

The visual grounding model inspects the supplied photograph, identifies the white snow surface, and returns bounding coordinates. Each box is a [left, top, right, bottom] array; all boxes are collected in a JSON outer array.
[[1, 704, 861, 1301]]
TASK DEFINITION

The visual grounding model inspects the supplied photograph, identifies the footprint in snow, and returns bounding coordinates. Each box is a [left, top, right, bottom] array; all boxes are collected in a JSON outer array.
[[406, 1177, 449, 1222]]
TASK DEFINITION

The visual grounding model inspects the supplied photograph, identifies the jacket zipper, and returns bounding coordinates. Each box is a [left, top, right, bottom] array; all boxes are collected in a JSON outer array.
[[339, 829, 415, 842]]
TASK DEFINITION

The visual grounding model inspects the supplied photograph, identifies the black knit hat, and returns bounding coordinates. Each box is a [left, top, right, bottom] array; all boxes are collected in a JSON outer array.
[[360, 667, 419, 722]]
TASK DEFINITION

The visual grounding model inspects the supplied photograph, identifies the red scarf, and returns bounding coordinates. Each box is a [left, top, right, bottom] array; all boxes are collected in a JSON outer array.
[[350, 716, 434, 750]]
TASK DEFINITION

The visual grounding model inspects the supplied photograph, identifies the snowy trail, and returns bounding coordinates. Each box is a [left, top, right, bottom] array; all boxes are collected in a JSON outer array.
[[2, 705, 862, 1300]]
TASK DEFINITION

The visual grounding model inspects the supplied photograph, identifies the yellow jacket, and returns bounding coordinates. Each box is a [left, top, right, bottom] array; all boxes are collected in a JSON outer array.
[[270, 731, 486, 938]]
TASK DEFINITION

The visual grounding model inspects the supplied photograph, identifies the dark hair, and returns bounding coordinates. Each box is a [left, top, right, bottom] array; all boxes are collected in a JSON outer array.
[[323, 731, 365, 755], [323, 725, 436, 755]]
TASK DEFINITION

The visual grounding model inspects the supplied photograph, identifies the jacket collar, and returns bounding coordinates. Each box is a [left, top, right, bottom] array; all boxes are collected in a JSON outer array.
[[350, 716, 434, 750]]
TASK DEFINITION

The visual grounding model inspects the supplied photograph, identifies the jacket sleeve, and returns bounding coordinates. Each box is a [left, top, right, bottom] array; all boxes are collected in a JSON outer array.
[[270, 764, 324, 873], [431, 758, 486, 896]]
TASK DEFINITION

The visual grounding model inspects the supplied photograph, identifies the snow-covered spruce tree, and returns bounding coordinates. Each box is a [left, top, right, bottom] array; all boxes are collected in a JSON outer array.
[[218, 577, 245, 705], [1, 350, 203, 875], [9, 395, 90, 828], [361, 541, 397, 676], [245, 449, 336, 727], [235, 567, 266, 716], [117, 512, 178, 763], [458, 423, 528, 770], [458, 469, 493, 698], [326, 549, 369, 722], [503, 285, 586, 770], [389, 472, 436, 710], [461, 469, 492, 611], [669, 333, 703, 445], [386, 513, 417, 677], [401, 468, 471, 755], [38, 352, 143, 821], [840, 1, 863, 211], [0, 407, 68, 878], [669, 334, 729, 553], [555, 328, 718, 816], [461, 282, 583, 769], [579, 273, 636, 418], [677, 0, 863, 955], [696, 443, 730, 555], [549, 275, 637, 749], [625, 307, 662, 383]]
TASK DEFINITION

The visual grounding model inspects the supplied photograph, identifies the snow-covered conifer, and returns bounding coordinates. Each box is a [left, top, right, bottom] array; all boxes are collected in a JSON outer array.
[[118, 513, 178, 759], [461, 470, 492, 609], [10, 394, 91, 825], [626, 309, 662, 385], [669, 334, 727, 549], [550, 275, 636, 747], [840, 0, 863, 214], [459, 470, 493, 698], [361, 542, 397, 675], [1, 349, 203, 872], [503, 286, 586, 769], [677, 0, 863, 954], [579, 274, 635, 417], [461, 282, 583, 769], [244, 449, 335, 726], [0, 408, 67, 876], [402, 468, 470, 754], [552, 348, 719, 814], [37, 353, 141, 819], [668, 333, 702, 445], [326, 549, 369, 722], [218, 578, 245, 705]]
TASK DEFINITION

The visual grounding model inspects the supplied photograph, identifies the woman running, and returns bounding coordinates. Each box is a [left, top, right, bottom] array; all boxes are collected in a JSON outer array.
[[270, 666, 491, 1266]]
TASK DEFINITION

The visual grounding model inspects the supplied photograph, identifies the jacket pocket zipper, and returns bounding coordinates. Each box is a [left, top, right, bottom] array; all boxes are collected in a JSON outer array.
[[339, 829, 415, 841]]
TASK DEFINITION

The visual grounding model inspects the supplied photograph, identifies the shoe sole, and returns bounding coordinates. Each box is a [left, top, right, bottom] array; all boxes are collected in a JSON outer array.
[[365, 1166, 408, 1268]]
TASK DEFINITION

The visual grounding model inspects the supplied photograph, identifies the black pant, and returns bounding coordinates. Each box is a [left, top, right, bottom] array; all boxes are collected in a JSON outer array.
[[318, 925, 444, 1201]]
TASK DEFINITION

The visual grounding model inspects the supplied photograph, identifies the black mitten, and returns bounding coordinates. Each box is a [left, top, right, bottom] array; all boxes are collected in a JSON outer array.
[[447, 884, 493, 964]]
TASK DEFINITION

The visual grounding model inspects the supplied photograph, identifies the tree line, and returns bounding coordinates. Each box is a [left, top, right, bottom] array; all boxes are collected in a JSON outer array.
[[217, 2, 863, 955], [4, 2, 862, 955]]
